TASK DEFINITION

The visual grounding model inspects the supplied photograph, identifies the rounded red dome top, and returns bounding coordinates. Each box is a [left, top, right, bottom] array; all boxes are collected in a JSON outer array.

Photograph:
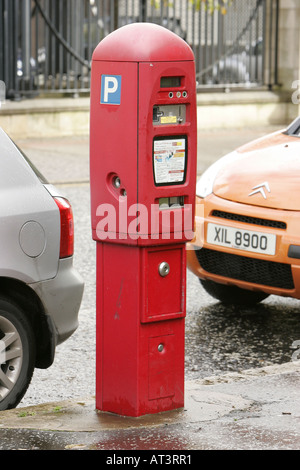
[[92, 23, 194, 62]]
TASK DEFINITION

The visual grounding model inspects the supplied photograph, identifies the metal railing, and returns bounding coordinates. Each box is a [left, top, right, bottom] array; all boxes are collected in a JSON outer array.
[[0, 0, 279, 99]]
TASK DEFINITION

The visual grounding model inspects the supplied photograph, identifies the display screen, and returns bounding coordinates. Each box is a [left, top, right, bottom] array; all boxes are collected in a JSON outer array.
[[160, 76, 182, 88]]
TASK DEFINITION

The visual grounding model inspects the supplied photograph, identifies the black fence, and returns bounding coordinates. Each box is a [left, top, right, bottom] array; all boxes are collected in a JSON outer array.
[[0, 0, 279, 100]]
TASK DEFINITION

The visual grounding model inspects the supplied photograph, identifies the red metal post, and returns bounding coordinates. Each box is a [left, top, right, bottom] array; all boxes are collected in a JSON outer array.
[[90, 23, 197, 416]]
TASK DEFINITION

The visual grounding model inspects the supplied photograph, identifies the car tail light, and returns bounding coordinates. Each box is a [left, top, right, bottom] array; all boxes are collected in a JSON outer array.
[[54, 197, 74, 258]]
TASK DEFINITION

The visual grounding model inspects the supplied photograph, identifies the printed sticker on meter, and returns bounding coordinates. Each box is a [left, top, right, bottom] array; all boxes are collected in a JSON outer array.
[[153, 136, 187, 186]]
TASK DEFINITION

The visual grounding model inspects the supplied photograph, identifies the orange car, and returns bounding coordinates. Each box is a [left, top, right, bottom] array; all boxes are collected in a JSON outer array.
[[187, 117, 300, 306]]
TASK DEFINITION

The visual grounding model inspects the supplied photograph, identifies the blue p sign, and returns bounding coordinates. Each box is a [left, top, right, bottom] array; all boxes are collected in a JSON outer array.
[[101, 75, 122, 105]]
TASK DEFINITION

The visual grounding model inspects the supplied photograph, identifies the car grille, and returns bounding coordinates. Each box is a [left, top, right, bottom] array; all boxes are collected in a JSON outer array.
[[211, 210, 287, 230], [195, 248, 294, 290]]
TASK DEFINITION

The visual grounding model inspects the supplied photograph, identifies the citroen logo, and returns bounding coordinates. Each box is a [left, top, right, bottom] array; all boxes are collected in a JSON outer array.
[[248, 182, 270, 199]]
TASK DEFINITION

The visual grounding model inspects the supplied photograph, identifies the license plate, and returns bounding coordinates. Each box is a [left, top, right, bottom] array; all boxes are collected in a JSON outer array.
[[207, 223, 276, 255]]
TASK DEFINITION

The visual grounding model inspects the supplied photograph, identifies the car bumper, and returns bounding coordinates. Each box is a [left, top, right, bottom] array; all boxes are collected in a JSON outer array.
[[30, 257, 84, 345], [187, 194, 300, 299]]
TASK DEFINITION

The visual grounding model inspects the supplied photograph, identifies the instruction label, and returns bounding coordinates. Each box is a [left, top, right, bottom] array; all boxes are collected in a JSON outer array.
[[153, 137, 186, 185]]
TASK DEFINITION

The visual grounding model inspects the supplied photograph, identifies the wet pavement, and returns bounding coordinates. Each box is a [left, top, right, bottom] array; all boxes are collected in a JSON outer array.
[[0, 362, 299, 450], [0, 125, 299, 451]]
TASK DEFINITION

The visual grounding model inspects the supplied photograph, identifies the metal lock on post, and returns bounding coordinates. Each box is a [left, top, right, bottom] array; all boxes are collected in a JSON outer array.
[[158, 261, 170, 277]]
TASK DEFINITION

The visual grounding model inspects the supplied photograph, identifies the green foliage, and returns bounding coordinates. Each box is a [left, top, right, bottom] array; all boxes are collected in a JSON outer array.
[[17, 411, 36, 418], [151, 0, 234, 15], [190, 0, 234, 15]]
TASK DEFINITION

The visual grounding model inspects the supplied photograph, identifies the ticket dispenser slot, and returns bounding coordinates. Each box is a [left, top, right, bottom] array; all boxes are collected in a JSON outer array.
[[158, 196, 185, 209]]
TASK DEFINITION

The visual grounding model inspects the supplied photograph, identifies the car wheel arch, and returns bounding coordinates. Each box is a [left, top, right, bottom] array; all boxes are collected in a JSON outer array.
[[0, 277, 56, 369]]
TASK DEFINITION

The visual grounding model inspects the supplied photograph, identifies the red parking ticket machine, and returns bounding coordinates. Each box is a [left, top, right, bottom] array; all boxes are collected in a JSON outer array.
[[90, 23, 197, 417]]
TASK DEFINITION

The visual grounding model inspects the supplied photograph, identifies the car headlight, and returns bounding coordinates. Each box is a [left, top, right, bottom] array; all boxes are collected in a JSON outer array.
[[196, 150, 240, 198]]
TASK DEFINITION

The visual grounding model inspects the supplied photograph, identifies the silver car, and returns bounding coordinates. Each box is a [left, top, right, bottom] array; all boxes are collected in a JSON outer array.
[[0, 128, 84, 410]]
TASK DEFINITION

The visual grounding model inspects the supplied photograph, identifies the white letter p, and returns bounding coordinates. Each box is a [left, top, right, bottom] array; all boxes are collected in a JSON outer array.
[[104, 77, 118, 103]]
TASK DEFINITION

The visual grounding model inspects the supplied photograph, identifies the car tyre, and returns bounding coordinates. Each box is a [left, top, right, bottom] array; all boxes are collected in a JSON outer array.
[[200, 279, 269, 306], [0, 297, 36, 410]]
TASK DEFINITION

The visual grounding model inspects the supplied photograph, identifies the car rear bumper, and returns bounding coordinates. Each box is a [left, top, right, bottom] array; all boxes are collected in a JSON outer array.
[[187, 194, 300, 299], [30, 257, 84, 345]]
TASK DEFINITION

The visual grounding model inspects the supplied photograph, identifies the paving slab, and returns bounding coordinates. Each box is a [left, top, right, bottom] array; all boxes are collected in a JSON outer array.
[[0, 362, 299, 450]]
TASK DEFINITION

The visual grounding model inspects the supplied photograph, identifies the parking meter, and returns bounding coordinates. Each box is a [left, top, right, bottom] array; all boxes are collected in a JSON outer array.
[[90, 23, 197, 417]]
